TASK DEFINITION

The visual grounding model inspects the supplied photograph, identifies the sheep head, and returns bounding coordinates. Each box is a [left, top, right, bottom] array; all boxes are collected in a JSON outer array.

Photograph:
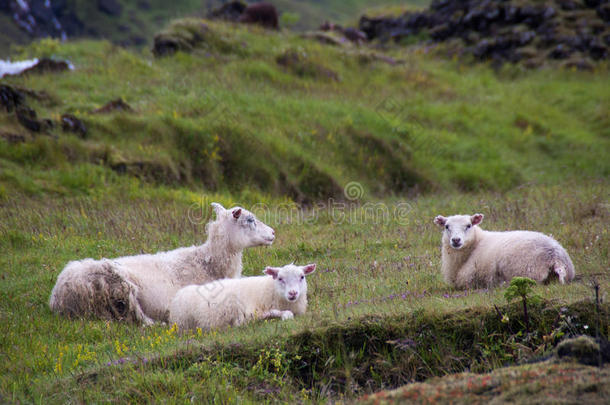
[[434, 214, 484, 250], [264, 263, 316, 302], [210, 202, 275, 249]]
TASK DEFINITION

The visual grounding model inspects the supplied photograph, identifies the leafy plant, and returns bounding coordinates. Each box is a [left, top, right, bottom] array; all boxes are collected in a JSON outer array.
[[504, 277, 541, 334]]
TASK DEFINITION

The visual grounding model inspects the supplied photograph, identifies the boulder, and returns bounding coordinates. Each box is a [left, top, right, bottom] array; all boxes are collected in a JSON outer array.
[[207, 1, 246, 21], [61, 114, 87, 138], [238, 2, 279, 30]]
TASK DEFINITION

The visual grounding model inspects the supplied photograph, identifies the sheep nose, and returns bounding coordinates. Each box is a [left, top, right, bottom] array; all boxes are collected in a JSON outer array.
[[288, 290, 297, 298], [451, 238, 461, 245]]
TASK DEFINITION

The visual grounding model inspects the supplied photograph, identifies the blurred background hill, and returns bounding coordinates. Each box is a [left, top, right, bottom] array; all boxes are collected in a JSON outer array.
[[0, 0, 427, 56]]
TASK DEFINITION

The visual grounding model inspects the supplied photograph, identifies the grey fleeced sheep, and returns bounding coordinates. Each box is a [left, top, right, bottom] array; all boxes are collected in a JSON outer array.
[[49, 203, 275, 324], [434, 213, 575, 288], [168, 263, 316, 331]]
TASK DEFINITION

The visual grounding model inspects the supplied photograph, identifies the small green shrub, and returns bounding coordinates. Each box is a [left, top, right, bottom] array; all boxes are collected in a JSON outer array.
[[504, 277, 542, 334]]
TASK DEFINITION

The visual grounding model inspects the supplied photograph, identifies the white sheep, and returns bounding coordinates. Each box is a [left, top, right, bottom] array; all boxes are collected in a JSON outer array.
[[168, 263, 316, 331], [49, 203, 275, 324], [433, 213, 575, 289]]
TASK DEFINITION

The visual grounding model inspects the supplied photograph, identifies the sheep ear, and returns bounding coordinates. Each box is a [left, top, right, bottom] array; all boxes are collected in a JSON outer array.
[[303, 264, 316, 275], [264, 267, 279, 279], [471, 213, 484, 226], [211, 202, 226, 217], [434, 215, 447, 226], [232, 208, 242, 219]]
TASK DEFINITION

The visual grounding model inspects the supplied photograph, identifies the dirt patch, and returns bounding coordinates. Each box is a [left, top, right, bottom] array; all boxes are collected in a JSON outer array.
[[20, 58, 72, 75], [92, 98, 133, 114]]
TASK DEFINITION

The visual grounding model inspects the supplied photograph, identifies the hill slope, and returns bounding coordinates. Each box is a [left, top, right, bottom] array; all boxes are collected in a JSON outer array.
[[1, 19, 608, 202]]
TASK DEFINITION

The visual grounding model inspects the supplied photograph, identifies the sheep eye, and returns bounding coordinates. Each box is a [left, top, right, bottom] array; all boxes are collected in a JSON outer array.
[[246, 217, 254, 223], [445, 225, 449, 230], [278, 277, 283, 282], [300, 276, 304, 281], [466, 224, 471, 229]]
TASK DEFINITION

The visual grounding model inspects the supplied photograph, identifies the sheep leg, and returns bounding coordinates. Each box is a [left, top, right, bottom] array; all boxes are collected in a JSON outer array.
[[124, 280, 155, 325], [553, 263, 567, 284], [261, 309, 294, 320], [110, 263, 158, 325]]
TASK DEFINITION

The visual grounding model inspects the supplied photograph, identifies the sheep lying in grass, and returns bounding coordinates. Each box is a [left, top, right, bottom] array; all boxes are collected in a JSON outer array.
[[434, 213, 575, 289], [49, 203, 275, 324], [168, 263, 316, 331]]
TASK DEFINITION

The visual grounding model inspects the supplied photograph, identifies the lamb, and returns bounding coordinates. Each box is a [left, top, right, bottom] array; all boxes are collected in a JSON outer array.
[[168, 263, 316, 331], [433, 213, 575, 289], [49, 203, 275, 324]]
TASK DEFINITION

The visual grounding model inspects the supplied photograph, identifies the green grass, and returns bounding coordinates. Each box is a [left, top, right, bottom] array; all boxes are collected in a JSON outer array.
[[0, 16, 608, 404], [0, 181, 608, 402]]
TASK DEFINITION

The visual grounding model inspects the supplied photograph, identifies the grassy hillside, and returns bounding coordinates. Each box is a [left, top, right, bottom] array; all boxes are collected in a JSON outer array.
[[1, 20, 608, 203], [0, 16, 608, 404]]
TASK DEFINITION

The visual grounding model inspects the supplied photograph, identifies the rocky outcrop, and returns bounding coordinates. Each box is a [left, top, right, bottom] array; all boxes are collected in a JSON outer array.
[[359, 0, 609, 68], [0, 0, 78, 40], [1, 84, 83, 137]]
